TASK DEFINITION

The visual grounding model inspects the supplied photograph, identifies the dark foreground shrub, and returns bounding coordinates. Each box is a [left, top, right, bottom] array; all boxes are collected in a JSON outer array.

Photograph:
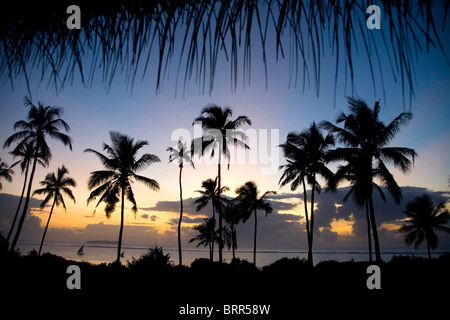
[[127, 245, 173, 271], [262, 257, 309, 274]]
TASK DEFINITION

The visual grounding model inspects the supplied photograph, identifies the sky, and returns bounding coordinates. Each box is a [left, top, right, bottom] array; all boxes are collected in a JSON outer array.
[[0, 2, 449, 253]]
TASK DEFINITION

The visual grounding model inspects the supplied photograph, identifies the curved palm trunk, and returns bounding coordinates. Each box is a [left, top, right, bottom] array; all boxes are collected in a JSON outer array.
[[116, 187, 125, 263], [302, 178, 312, 266], [6, 166, 29, 245], [253, 209, 258, 265], [365, 200, 373, 262], [10, 156, 38, 252], [178, 165, 183, 266], [38, 197, 56, 255], [368, 195, 382, 263]]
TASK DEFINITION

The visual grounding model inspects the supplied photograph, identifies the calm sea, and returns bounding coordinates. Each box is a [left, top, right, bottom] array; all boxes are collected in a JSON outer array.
[[14, 242, 444, 267]]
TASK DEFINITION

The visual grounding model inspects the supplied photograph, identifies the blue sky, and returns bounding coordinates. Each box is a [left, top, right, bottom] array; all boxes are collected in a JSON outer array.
[[0, 2, 449, 251]]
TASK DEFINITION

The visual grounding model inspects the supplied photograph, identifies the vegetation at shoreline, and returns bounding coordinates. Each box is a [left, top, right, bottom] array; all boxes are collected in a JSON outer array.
[[1, 243, 449, 316]]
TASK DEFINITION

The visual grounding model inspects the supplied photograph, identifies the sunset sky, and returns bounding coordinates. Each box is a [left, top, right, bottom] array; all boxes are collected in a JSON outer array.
[[0, 2, 449, 253]]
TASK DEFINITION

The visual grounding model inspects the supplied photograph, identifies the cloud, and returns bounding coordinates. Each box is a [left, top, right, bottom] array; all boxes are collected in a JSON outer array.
[[140, 214, 158, 221], [0, 193, 43, 242], [1, 186, 449, 252], [312, 186, 450, 248], [141, 197, 203, 217]]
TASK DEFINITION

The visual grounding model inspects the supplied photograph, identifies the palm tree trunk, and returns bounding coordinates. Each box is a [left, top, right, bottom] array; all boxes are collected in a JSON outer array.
[[309, 178, 316, 266], [217, 162, 223, 263], [178, 165, 183, 266], [10, 156, 38, 252], [253, 209, 258, 265], [368, 195, 382, 263], [209, 242, 213, 261], [116, 187, 125, 263], [231, 225, 236, 260], [426, 235, 431, 260], [38, 197, 56, 255], [365, 200, 373, 262], [6, 165, 29, 245], [302, 178, 312, 266], [211, 206, 215, 261]]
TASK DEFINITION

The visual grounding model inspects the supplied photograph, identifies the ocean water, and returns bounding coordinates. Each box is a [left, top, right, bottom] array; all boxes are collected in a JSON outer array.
[[14, 242, 443, 267]]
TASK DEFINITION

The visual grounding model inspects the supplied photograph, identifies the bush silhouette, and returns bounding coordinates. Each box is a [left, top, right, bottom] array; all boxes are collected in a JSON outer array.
[[127, 246, 173, 272]]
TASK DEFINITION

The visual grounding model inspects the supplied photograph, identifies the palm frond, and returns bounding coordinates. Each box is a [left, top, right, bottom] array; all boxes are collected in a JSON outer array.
[[125, 185, 138, 215], [378, 147, 417, 172], [1, 1, 446, 106], [87, 170, 117, 190], [374, 160, 402, 203], [132, 174, 160, 191], [132, 153, 161, 171]]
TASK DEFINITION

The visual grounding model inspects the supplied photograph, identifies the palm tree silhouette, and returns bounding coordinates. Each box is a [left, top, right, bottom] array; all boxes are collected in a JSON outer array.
[[85, 131, 160, 263], [33, 165, 76, 255], [279, 122, 334, 266], [193, 178, 229, 261], [167, 140, 195, 266], [222, 198, 242, 260], [6, 142, 46, 244], [192, 104, 251, 263], [321, 97, 417, 263], [399, 194, 450, 259], [235, 181, 276, 265], [4, 97, 73, 252], [189, 218, 219, 261], [0, 158, 14, 190], [333, 153, 392, 262]]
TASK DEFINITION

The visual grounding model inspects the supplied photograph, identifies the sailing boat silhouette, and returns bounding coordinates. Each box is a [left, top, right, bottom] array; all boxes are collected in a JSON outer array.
[[77, 245, 85, 256]]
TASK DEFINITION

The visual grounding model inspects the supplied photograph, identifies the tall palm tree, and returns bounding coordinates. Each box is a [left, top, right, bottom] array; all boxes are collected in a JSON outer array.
[[235, 181, 276, 265], [321, 97, 417, 262], [193, 178, 229, 261], [6, 142, 46, 244], [4, 97, 73, 252], [192, 104, 251, 263], [399, 194, 450, 260], [222, 198, 242, 260], [0, 158, 14, 190], [279, 122, 334, 266], [33, 165, 76, 255], [167, 140, 195, 266], [333, 154, 390, 262], [188, 218, 219, 261], [85, 131, 160, 263]]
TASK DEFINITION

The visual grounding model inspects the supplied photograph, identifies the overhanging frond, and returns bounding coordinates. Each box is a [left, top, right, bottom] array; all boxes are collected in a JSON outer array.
[[1, 1, 445, 106]]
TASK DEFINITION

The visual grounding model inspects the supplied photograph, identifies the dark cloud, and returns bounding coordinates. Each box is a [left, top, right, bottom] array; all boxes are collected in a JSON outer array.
[[1, 186, 449, 251], [140, 197, 203, 217], [270, 193, 301, 201], [312, 186, 450, 247], [182, 217, 207, 224], [0, 193, 43, 242], [140, 214, 158, 221], [270, 199, 297, 212], [169, 216, 206, 226]]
